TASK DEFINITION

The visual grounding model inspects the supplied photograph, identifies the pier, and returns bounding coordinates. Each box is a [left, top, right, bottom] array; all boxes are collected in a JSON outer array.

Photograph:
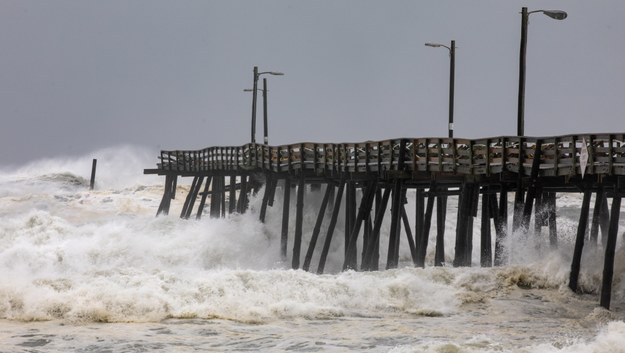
[[145, 133, 625, 309]]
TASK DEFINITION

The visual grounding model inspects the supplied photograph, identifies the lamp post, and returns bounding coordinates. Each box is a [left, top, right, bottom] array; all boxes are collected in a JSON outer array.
[[517, 7, 567, 136], [244, 78, 271, 145], [425, 40, 455, 138], [251, 66, 284, 144]]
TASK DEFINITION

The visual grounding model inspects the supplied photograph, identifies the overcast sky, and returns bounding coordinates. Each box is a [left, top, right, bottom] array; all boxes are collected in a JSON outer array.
[[1, 0, 624, 165]]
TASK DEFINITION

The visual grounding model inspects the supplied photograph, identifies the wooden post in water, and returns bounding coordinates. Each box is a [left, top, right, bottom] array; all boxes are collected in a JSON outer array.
[[259, 174, 276, 223], [414, 188, 425, 265], [435, 188, 447, 266], [480, 190, 492, 267], [600, 194, 621, 309], [363, 186, 391, 271], [196, 176, 213, 219], [303, 182, 334, 272], [345, 181, 357, 262], [156, 174, 174, 216], [344, 180, 377, 270], [547, 192, 558, 249], [171, 176, 178, 200], [600, 196, 610, 247], [292, 175, 306, 269], [401, 204, 417, 266], [180, 176, 200, 219], [317, 180, 345, 274], [521, 140, 543, 233], [454, 183, 471, 267], [280, 178, 291, 261], [466, 183, 479, 265], [494, 186, 508, 265], [512, 139, 526, 234], [419, 187, 435, 266], [569, 188, 592, 292], [220, 176, 227, 217], [590, 186, 605, 247], [229, 176, 237, 214], [533, 188, 545, 237], [90, 159, 97, 190], [210, 176, 222, 218], [237, 175, 248, 213], [386, 180, 403, 269]]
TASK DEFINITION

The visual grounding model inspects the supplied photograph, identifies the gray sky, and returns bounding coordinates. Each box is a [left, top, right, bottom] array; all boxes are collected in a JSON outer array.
[[1, 0, 624, 165]]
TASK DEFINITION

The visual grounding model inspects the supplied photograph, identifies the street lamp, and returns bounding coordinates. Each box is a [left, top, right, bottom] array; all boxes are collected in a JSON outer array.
[[425, 40, 455, 138], [251, 66, 284, 144], [517, 7, 567, 136], [244, 79, 271, 145]]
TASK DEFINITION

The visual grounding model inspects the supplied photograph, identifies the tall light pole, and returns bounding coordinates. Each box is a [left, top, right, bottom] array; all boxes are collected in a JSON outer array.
[[251, 66, 283, 144], [425, 40, 455, 138], [244, 78, 271, 145], [517, 7, 567, 136]]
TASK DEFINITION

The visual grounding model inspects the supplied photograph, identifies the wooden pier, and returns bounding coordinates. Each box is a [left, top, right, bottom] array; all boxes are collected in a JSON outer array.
[[145, 133, 625, 309]]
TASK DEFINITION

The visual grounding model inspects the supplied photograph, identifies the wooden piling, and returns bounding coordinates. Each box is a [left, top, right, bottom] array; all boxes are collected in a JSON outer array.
[[196, 175, 213, 219], [386, 180, 403, 269], [181, 176, 202, 219], [292, 175, 306, 269], [401, 204, 417, 266], [171, 176, 178, 200], [533, 188, 545, 237], [317, 180, 345, 274], [454, 183, 472, 267], [344, 180, 377, 270], [303, 182, 334, 271], [229, 176, 237, 214], [259, 175, 276, 223], [156, 174, 175, 216], [494, 187, 508, 266], [435, 190, 446, 266], [590, 187, 604, 246], [466, 184, 479, 266], [210, 176, 222, 218], [480, 190, 492, 267], [237, 175, 249, 213], [600, 195, 621, 309], [547, 192, 558, 249], [363, 186, 391, 271], [414, 188, 425, 265], [90, 158, 97, 190], [345, 181, 357, 262], [220, 176, 226, 217], [280, 178, 291, 261], [568, 188, 592, 292], [520, 140, 543, 233], [418, 187, 435, 267], [600, 196, 610, 247], [512, 189, 525, 234]]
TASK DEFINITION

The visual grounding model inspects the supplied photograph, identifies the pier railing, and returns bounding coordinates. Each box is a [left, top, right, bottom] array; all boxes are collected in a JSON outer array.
[[154, 133, 625, 177]]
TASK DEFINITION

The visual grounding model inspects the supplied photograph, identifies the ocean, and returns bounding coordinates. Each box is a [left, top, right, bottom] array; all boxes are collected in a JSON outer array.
[[1, 145, 624, 353]]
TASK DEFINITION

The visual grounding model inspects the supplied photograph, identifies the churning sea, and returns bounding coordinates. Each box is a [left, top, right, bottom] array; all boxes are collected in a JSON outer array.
[[1, 145, 624, 353]]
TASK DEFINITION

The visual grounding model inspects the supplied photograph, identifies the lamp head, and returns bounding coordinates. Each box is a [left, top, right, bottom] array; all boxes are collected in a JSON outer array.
[[542, 10, 567, 20], [425, 43, 442, 48]]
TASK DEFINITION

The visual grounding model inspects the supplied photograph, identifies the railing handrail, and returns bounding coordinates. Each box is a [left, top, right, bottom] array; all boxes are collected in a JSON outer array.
[[154, 134, 625, 177]]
